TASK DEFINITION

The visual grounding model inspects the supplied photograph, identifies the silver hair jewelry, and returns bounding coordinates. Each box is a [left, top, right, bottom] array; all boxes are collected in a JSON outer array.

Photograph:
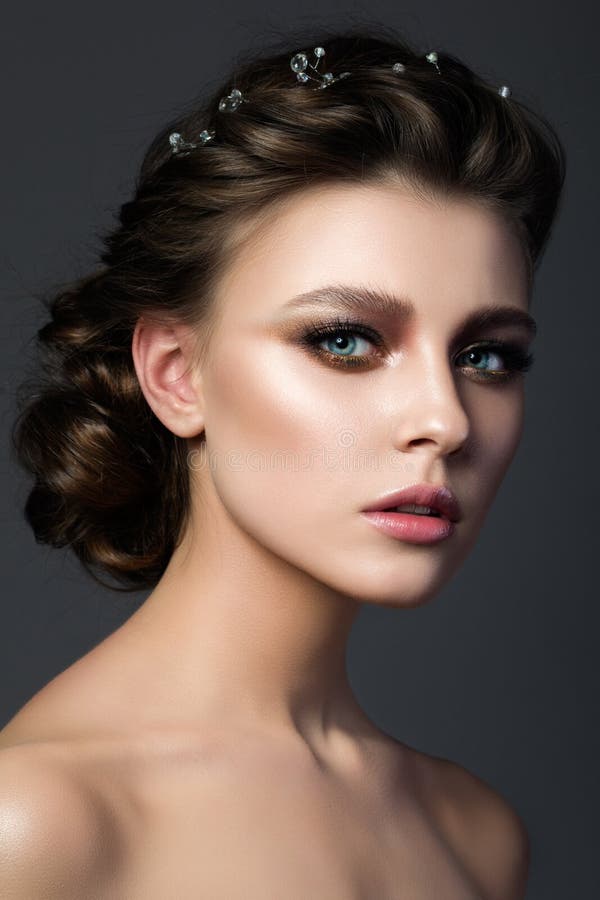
[[168, 44, 512, 156], [168, 86, 248, 155], [397, 50, 511, 97], [169, 129, 216, 156], [289, 46, 351, 89], [218, 87, 248, 112], [425, 51, 441, 75]]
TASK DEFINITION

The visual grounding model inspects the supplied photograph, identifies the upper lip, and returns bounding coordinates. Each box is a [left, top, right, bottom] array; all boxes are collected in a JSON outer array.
[[361, 483, 462, 522]]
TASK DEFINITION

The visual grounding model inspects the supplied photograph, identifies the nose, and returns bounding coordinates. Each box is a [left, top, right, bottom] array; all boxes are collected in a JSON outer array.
[[388, 343, 470, 459]]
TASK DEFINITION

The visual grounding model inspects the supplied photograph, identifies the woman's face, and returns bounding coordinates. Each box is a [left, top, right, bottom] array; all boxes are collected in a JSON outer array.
[[190, 182, 535, 607]]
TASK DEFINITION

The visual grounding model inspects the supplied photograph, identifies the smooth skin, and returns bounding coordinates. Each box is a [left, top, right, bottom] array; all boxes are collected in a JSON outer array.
[[0, 182, 532, 898]]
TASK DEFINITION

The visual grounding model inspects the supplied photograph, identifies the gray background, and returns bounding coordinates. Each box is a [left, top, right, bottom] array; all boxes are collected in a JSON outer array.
[[1, 3, 597, 898]]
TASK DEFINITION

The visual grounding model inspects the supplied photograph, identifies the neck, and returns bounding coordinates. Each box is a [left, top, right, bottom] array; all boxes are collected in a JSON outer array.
[[121, 490, 370, 755]]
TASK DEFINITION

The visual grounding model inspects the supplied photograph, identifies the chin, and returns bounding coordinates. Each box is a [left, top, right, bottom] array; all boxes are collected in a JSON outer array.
[[359, 579, 445, 610], [313, 561, 453, 609]]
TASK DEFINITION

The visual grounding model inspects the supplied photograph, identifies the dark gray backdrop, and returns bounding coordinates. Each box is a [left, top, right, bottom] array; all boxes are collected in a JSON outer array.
[[1, 3, 597, 898]]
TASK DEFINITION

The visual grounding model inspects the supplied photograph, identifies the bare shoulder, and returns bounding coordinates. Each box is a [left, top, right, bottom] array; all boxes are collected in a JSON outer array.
[[0, 743, 112, 899], [421, 751, 531, 900]]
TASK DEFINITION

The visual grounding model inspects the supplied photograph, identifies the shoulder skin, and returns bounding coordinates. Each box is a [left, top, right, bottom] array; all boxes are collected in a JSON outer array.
[[431, 755, 531, 900], [0, 745, 114, 900]]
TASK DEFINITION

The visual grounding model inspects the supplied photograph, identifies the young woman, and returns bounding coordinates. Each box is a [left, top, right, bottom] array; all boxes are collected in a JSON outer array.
[[0, 25, 565, 899]]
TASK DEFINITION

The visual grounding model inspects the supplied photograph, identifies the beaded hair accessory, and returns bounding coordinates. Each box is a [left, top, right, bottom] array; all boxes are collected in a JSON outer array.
[[168, 45, 512, 156]]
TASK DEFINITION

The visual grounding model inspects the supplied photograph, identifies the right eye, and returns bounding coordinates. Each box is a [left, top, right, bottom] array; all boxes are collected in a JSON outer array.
[[298, 317, 385, 370]]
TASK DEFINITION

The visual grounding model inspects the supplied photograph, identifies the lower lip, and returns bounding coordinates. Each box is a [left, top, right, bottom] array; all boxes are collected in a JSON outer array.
[[360, 511, 455, 544]]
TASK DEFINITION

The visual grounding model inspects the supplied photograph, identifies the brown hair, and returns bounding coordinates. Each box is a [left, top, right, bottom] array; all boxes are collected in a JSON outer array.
[[11, 23, 566, 593]]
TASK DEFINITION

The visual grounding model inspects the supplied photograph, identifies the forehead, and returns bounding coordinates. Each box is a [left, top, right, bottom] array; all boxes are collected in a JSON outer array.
[[214, 182, 529, 323]]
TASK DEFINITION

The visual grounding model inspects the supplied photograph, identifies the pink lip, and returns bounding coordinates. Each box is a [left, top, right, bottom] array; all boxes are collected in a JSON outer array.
[[361, 483, 462, 523], [360, 509, 455, 544]]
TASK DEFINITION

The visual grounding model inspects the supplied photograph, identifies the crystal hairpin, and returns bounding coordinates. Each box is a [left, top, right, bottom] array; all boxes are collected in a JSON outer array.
[[168, 45, 512, 156], [425, 51, 441, 75], [398, 50, 512, 98], [169, 129, 216, 156], [168, 86, 247, 156], [290, 46, 351, 90], [218, 87, 248, 112]]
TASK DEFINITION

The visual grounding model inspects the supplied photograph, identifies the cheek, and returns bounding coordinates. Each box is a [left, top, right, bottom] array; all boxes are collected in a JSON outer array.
[[468, 384, 526, 515], [199, 338, 362, 544], [204, 337, 333, 460], [482, 385, 524, 469]]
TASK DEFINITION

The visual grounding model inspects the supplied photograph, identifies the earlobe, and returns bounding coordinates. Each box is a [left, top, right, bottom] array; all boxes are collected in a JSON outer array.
[[131, 318, 205, 439]]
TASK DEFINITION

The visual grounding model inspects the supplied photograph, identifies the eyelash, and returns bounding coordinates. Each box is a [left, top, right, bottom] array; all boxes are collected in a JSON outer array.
[[298, 316, 535, 380]]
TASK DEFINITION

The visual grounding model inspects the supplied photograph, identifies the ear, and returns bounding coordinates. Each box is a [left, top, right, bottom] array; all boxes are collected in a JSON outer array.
[[131, 318, 205, 438]]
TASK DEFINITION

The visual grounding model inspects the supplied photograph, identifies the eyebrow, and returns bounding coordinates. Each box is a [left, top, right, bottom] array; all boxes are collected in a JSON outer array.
[[281, 283, 537, 339]]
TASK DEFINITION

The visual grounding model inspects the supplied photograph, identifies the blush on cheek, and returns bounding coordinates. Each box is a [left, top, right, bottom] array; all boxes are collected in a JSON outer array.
[[206, 339, 341, 459], [496, 389, 525, 456], [201, 342, 366, 550], [477, 393, 525, 500]]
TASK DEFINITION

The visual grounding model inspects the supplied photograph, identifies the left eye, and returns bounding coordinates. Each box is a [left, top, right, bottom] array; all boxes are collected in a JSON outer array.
[[455, 342, 533, 376], [456, 346, 506, 372]]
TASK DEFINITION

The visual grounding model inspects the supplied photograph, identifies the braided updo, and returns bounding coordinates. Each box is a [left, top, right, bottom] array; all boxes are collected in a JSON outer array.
[[10, 24, 566, 592]]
